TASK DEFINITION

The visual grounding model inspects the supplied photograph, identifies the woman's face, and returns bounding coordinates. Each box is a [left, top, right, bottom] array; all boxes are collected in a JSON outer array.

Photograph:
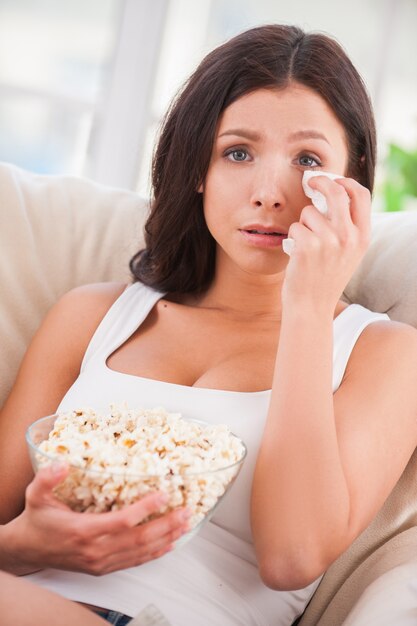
[[201, 84, 349, 278]]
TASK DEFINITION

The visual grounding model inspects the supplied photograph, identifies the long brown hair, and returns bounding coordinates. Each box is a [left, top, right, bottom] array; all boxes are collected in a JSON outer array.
[[130, 24, 376, 294]]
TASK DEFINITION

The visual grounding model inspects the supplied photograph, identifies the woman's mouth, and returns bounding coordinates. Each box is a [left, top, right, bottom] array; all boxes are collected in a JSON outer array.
[[246, 229, 281, 235], [239, 228, 287, 248]]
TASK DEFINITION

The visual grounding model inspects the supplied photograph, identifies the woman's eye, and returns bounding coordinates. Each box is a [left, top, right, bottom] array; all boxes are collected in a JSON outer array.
[[298, 154, 321, 168], [225, 148, 250, 162]]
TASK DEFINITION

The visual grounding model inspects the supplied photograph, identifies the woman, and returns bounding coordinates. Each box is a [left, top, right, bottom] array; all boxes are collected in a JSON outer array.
[[1, 24, 417, 626]]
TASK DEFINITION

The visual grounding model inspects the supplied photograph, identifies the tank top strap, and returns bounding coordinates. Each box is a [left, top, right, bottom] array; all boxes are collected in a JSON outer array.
[[80, 282, 165, 372], [332, 304, 389, 391]]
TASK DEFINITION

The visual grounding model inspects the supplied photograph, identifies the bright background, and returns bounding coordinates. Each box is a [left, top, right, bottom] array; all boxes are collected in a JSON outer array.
[[0, 0, 416, 209]]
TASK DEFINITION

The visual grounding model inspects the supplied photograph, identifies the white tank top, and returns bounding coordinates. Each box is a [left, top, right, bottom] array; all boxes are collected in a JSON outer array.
[[25, 283, 389, 625]]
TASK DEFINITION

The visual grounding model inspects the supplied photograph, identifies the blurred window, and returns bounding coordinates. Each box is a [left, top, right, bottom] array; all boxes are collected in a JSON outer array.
[[0, 0, 121, 175], [1, 0, 416, 207]]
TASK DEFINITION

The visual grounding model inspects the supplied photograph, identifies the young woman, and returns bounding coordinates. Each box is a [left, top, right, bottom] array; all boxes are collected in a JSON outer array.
[[1, 24, 417, 626]]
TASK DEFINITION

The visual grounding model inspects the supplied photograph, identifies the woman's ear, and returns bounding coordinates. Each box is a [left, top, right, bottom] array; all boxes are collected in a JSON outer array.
[[198, 182, 204, 193]]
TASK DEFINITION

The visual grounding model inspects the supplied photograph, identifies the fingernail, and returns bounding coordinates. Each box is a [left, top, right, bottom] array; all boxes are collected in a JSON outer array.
[[157, 493, 168, 506]]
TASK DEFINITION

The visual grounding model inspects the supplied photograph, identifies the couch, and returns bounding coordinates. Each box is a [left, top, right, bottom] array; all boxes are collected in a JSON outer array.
[[1, 161, 417, 625]]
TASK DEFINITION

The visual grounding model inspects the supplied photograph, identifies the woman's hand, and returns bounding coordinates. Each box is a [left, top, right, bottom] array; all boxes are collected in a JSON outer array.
[[3, 464, 190, 576], [282, 176, 371, 313]]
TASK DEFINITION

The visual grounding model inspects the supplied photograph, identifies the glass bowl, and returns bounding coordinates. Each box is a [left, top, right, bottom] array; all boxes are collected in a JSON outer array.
[[26, 411, 247, 546]]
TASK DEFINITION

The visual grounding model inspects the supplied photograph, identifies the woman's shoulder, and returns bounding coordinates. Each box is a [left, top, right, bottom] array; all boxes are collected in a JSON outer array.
[[57, 282, 129, 315], [55, 280, 129, 330], [357, 314, 417, 346], [37, 282, 130, 358], [348, 315, 417, 377]]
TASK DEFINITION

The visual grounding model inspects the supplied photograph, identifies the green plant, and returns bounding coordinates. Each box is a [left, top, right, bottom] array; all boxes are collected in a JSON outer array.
[[383, 143, 417, 211]]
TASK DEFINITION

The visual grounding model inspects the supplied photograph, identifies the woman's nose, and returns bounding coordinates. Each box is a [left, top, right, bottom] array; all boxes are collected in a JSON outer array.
[[249, 165, 286, 210]]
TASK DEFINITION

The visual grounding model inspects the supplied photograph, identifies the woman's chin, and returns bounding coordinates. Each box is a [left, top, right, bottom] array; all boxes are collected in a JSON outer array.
[[240, 261, 288, 279], [244, 254, 288, 276]]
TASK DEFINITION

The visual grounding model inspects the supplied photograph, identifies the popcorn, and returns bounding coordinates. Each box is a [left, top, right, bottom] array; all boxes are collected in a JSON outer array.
[[35, 405, 246, 530]]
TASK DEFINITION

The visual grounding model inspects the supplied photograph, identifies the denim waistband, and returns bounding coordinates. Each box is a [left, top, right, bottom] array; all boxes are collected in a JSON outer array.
[[91, 608, 132, 625]]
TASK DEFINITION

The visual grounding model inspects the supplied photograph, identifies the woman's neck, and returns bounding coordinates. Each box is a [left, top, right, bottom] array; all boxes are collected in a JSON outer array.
[[189, 266, 285, 321]]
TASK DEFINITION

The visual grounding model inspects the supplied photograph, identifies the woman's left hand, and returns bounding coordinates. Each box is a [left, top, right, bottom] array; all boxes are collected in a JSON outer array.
[[282, 176, 371, 312]]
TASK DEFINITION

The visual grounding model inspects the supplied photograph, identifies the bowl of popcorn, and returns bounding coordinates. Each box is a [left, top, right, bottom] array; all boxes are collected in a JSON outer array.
[[26, 405, 247, 545]]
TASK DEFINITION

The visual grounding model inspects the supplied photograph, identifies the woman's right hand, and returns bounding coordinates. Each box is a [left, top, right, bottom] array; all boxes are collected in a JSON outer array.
[[2, 464, 190, 576]]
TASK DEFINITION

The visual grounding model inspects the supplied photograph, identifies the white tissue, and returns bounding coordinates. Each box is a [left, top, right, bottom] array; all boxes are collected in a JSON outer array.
[[282, 171, 345, 256], [302, 170, 344, 215]]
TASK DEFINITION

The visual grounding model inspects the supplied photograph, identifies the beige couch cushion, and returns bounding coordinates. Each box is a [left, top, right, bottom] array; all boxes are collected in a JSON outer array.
[[0, 162, 145, 405], [342, 545, 417, 626], [343, 211, 417, 327]]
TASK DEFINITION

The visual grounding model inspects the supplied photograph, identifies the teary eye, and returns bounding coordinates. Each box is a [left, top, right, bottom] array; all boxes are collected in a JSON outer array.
[[298, 154, 321, 168], [225, 148, 250, 162]]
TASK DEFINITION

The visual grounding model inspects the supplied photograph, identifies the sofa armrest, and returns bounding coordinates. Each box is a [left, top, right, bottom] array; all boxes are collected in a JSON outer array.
[[343, 557, 417, 626], [298, 523, 417, 626]]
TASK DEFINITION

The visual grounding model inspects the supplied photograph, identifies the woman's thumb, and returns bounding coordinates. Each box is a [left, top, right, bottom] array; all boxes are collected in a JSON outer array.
[[26, 463, 69, 504]]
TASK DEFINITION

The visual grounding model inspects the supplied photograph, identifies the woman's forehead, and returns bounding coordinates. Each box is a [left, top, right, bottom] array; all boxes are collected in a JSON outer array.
[[216, 86, 348, 151], [218, 87, 340, 130]]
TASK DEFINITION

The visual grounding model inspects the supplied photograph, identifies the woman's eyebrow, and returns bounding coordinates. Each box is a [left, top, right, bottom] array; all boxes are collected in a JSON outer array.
[[217, 128, 262, 141], [217, 128, 330, 144], [288, 130, 330, 144]]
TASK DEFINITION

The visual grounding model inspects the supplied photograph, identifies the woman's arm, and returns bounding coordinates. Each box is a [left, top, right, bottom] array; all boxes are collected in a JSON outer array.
[[0, 283, 189, 574], [0, 282, 127, 522], [251, 177, 417, 590]]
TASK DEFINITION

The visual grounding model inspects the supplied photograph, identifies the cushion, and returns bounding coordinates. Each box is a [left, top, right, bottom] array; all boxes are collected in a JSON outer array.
[[298, 492, 417, 625], [0, 162, 146, 406], [344, 211, 417, 327], [343, 544, 417, 626]]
